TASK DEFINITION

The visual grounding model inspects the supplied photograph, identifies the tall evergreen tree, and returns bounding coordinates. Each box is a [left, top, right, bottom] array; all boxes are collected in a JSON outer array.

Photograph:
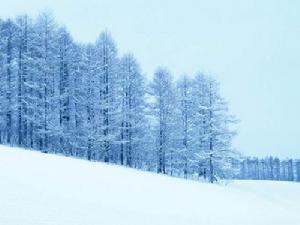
[[0, 19, 18, 144], [34, 12, 59, 151], [150, 68, 177, 174], [119, 54, 148, 167], [94, 31, 119, 162], [191, 74, 236, 182], [176, 76, 194, 178]]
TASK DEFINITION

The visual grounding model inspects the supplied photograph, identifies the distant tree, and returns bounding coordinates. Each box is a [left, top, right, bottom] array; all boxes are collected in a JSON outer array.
[[254, 159, 259, 179], [296, 161, 300, 182], [239, 159, 248, 179], [268, 157, 274, 180], [281, 160, 289, 181], [287, 159, 294, 181], [273, 157, 281, 180]]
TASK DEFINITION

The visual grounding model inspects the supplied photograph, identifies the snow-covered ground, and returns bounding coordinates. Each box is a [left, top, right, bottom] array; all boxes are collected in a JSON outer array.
[[0, 146, 299, 225]]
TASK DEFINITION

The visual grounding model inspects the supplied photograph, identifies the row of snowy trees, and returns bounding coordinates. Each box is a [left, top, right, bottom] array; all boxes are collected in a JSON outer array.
[[0, 13, 237, 182], [237, 157, 300, 182]]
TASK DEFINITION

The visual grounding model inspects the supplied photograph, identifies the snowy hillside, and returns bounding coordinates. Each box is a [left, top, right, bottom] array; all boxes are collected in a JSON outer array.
[[0, 146, 299, 225]]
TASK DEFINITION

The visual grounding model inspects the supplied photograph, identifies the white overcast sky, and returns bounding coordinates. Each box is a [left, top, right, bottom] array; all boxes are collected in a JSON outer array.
[[1, 0, 299, 158]]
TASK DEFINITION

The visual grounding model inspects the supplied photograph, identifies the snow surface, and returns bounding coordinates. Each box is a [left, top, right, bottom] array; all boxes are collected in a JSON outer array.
[[0, 146, 299, 225]]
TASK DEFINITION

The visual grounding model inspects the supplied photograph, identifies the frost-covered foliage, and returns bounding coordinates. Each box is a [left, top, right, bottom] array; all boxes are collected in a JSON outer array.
[[0, 13, 237, 182]]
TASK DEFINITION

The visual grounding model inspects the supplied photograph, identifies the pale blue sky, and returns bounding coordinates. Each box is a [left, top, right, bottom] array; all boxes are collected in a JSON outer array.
[[1, 0, 299, 158]]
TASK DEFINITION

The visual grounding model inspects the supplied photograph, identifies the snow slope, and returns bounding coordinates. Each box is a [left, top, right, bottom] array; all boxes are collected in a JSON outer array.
[[0, 146, 299, 225]]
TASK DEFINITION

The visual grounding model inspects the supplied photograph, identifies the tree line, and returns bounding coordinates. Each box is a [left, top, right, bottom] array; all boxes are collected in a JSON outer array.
[[237, 157, 300, 182], [0, 12, 238, 183]]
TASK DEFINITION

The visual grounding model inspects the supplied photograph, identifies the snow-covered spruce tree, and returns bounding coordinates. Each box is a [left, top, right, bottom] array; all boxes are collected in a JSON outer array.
[[34, 12, 59, 152], [119, 54, 148, 168], [57, 27, 86, 156], [1, 20, 20, 145], [187, 74, 209, 179], [70, 44, 88, 158], [14, 15, 40, 148], [149, 68, 178, 174], [15, 15, 39, 149], [81, 44, 98, 160], [0, 19, 18, 145], [0, 19, 7, 143], [94, 31, 120, 162], [0, 19, 4, 143], [176, 75, 196, 178], [57, 27, 72, 154], [191, 73, 237, 182], [15, 15, 28, 147]]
